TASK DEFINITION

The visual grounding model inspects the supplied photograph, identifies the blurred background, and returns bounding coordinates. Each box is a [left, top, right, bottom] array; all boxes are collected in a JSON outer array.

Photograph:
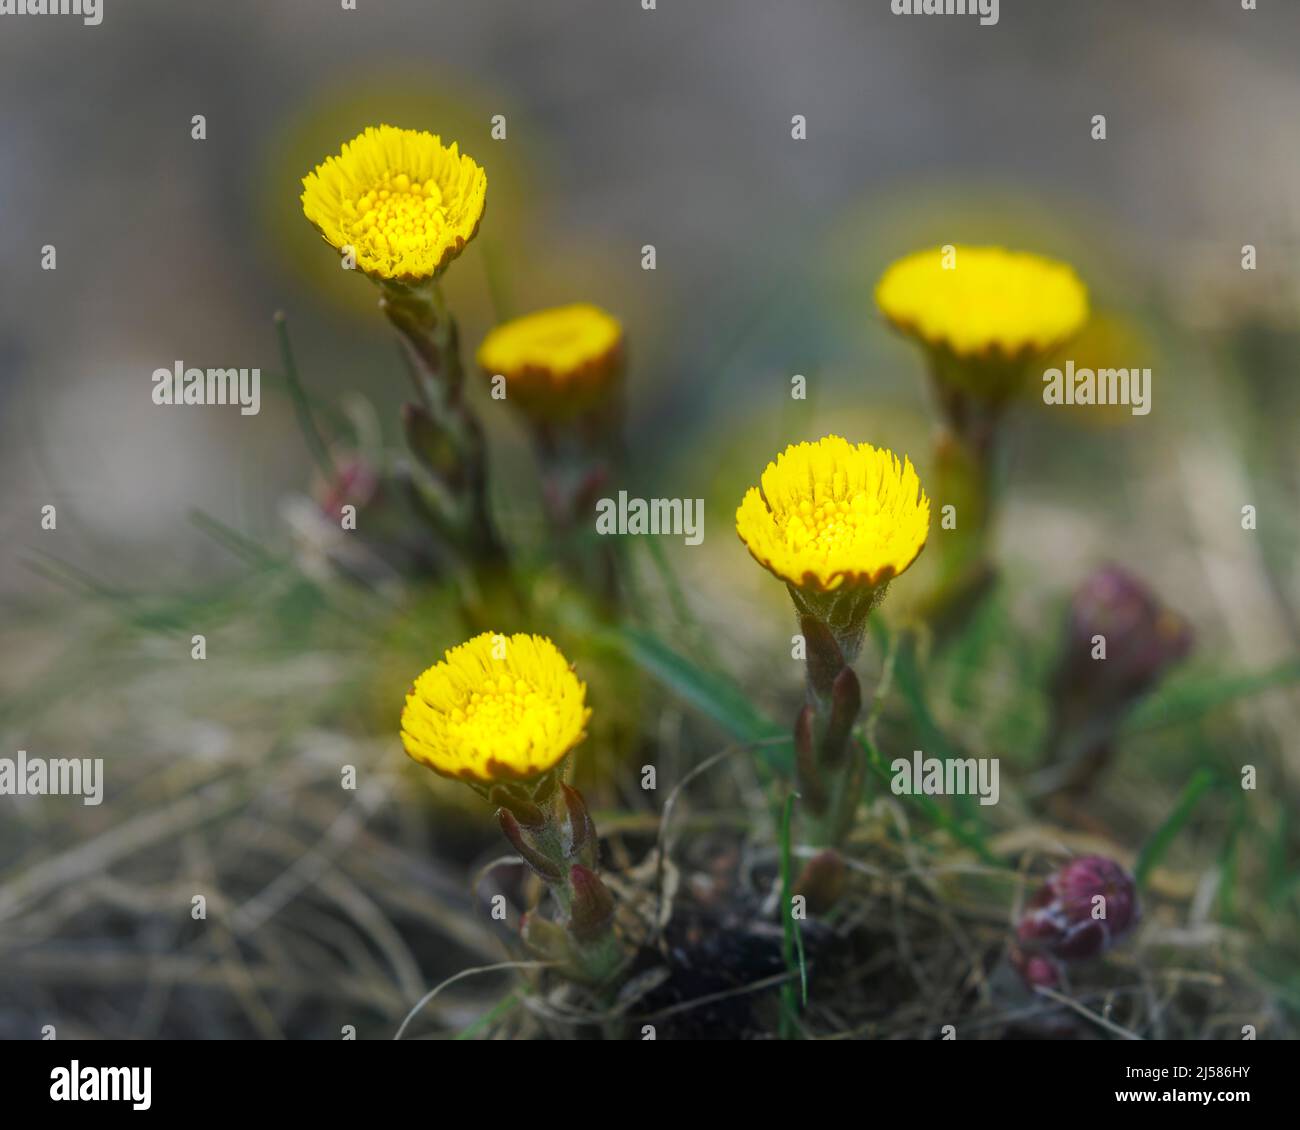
[[2, 0, 1299, 1039]]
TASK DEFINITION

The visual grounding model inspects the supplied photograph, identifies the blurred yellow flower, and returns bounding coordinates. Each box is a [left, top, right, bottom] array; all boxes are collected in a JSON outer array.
[[401, 632, 590, 783], [736, 435, 930, 594], [876, 246, 1088, 360], [477, 303, 623, 417], [301, 124, 487, 283]]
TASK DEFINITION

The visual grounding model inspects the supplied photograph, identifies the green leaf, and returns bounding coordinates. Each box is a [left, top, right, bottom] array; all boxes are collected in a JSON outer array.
[[454, 990, 520, 1041], [859, 735, 1002, 866], [1134, 768, 1217, 888], [778, 790, 807, 1038], [1218, 789, 1246, 925], [1124, 660, 1300, 735], [1267, 806, 1290, 908], [274, 311, 337, 480], [604, 626, 791, 772], [869, 619, 988, 836], [640, 539, 724, 671]]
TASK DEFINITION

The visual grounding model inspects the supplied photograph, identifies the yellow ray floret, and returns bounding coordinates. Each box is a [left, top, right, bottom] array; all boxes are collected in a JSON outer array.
[[876, 246, 1088, 359], [736, 436, 930, 593], [478, 304, 622, 385], [301, 124, 487, 283], [477, 303, 623, 416], [401, 632, 590, 783]]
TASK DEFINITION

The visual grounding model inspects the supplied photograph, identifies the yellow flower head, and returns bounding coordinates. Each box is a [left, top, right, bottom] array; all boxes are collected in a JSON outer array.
[[876, 246, 1089, 361], [301, 125, 487, 283], [736, 435, 930, 594], [401, 632, 590, 784], [477, 304, 623, 419]]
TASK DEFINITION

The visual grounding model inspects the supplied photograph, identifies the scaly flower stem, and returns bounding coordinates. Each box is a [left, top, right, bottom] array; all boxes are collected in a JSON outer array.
[[495, 770, 625, 984], [530, 411, 622, 609], [788, 588, 875, 851], [380, 280, 521, 617], [922, 360, 1012, 639]]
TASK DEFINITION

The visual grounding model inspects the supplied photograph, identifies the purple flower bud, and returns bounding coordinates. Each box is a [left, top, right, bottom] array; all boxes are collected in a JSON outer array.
[[316, 456, 381, 521], [1012, 855, 1138, 988], [1042, 566, 1193, 795], [1057, 565, 1193, 705], [1011, 951, 1062, 991]]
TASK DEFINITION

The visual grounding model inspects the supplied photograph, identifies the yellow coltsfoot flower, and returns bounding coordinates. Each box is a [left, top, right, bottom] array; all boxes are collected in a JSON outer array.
[[400, 632, 590, 783], [477, 303, 627, 606], [876, 245, 1089, 370], [876, 246, 1087, 637], [736, 435, 931, 597], [477, 303, 624, 420], [737, 436, 930, 853], [300, 127, 507, 583], [399, 631, 624, 984], [301, 124, 487, 284]]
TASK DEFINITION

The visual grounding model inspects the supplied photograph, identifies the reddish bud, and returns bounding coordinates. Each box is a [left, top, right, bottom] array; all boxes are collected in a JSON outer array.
[[567, 864, 615, 943], [1056, 565, 1193, 706], [560, 783, 597, 863], [497, 808, 563, 881], [1011, 950, 1062, 991], [489, 786, 545, 828], [821, 666, 862, 767], [794, 704, 827, 814], [1012, 855, 1138, 988], [316, 456, 380, 521], [799, 613, 846, 704], [795, 848, 847, 915]]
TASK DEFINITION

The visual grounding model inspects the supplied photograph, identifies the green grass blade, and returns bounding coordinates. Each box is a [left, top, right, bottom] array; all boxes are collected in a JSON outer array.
[[275, 311, 337, 479], [858, 735, 1002, 867], [454, 990, 521, 1040], [1218, 788, 1246, 924], [605, 626, 791, 771], [868, 619, 988, 836], [778, 790, 807, 1037], [1124, 659, 1300, 734], [1267, 805, 1290, 908], [1135, 768, 1217, 888], [641, 538, 723, 670]]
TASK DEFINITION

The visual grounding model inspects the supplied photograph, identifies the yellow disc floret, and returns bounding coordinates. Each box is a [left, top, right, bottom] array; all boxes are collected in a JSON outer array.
[[876, 246, 1089, 360], [301, 125, 487, 283], [736, 436, 930, 593], [477, 304, 623, 417], [401, 632, 590, 783]]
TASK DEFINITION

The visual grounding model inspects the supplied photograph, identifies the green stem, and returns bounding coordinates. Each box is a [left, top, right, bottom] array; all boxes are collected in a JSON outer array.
[[921, 362, 1011, 639], [380, 279, 523, 615], [500, 772, 625, 985]]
